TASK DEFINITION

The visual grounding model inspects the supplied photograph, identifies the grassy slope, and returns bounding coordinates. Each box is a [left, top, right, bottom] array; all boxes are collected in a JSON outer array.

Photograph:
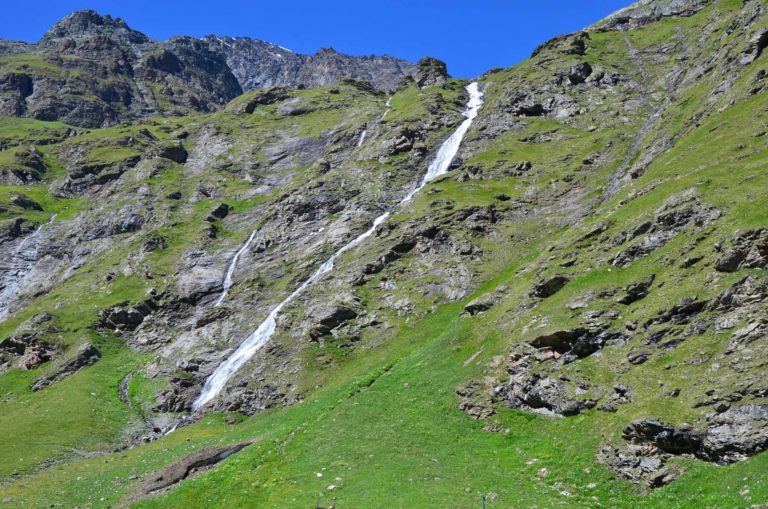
[[0, 82, 403, 489]]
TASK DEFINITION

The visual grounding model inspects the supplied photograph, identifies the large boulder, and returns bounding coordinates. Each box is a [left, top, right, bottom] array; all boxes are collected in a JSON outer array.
[[309, 302, 359, 340], [153, 141, 188, 163], [617, 275, 655, 305], [715, 229, 768, 272], [741, 29, 768, 65], [10, 195, 43, 211], [530, 275, 570, 298], [176, 264, 224, 304], [99, 300, 157, 332]]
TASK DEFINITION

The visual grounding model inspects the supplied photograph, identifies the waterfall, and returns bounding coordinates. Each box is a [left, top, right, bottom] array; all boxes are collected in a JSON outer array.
[[379, 97, 392, 121], [0, 214, 57, 321], [212, 95, 389, 308], [214, 231, 258, 307], [357, 130, 367, 147], [192, 82, 484, 411]]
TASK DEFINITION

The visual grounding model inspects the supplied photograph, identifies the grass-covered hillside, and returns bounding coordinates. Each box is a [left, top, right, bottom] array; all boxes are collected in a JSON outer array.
[[0, 0, 767, 507]]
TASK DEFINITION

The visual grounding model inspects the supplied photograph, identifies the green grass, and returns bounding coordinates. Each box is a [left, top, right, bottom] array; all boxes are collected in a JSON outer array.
[[0, 54, 65, 77], [0, 335, 145, 482]]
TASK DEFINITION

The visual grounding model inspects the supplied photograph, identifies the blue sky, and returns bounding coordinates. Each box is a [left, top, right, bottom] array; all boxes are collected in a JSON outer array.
[[0, 0, 632, 77]]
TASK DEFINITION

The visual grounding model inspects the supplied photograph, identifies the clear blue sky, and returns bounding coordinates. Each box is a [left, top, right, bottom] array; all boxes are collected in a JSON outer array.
[[0, 0, 632, 77]]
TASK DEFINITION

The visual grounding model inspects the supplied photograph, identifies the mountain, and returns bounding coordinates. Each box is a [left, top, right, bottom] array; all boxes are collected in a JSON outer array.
[[1, 0, 768, 507], [203, 36, 415, 92], [0, 10, 416, 128], [0, 10, 243, 127]]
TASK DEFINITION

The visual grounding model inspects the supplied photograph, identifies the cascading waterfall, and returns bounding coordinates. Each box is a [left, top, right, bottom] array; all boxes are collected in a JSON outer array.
[[213, 97, 386, 309], [356, 130, 368, 147], [379, 97, 392, 121], [214, 230, 258, 307], [0, 214, 57, 321], [192, 82, 484, 411]]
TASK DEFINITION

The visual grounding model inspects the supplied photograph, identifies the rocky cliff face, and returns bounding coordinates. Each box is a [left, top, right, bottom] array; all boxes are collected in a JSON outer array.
[[0, 11, 415, 128], [203, 36, 415, 92], [0, 10, 243, 127], [593, 0, 712, 30], [1, 1, 768, 507]]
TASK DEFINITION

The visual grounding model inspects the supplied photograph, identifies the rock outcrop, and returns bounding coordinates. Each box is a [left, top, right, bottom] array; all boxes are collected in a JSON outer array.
[[593, 0, 712, 31], [30, 343, 101, 391], [414, 57, 449, 89], [139, 442, 253, 494], [601, 405, 768, 488]]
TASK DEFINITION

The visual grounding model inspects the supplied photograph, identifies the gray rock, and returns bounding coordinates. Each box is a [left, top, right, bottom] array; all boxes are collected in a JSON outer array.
[[140, 442, 253, 494], [30, 343, 100, 391], [499, 373, 597, 417], [612, 404, 768, 480], [205, 37, 415, 92], [10, 195, 43, 211], [530, 275, 570, 298], [593, 0, 711, 31], [613, 190, 720, 267], [225, 87, 292, 114], [206, 203, 231, 222], [463, 295, 498, 316], [617, 274, 655, 305], [532, 32, 590, 58], [716, 229, 768, 272], [153, 141, 188, 163], [414, 57, 449, 89], [99, 300, 157, 332], [562, 63, 593, 85], [530, 327, 622, 360], [627, 350, 650, 365], [457, 381, 495, 419], [741, 30, 768, 65], [309, 302, 360, 340], [703, 405, 768, 463]]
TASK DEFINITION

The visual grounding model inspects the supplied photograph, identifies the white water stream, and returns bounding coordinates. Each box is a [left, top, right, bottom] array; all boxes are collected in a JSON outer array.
[[214, 230, 258, 307], [356, 130, 367, 147], [193, 82, 484, 411], [380, 97, 393, 121], [0, 214, 57, 321]]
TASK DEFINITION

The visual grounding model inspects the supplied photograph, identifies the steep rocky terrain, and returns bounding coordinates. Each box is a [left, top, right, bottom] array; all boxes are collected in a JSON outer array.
[[0, 11, 415, 128], [0, 0, 767, 507], [203, 36, 415, 92]]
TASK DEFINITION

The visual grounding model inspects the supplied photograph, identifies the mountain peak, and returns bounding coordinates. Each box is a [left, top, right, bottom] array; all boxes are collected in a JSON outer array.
[[40, 9, 150, 45], [315, 47, 339, 56]]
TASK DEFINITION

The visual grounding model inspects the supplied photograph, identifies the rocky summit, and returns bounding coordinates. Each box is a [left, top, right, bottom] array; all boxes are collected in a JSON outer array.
[[1, 0, 768, 507], [203, 36, 415, 93]]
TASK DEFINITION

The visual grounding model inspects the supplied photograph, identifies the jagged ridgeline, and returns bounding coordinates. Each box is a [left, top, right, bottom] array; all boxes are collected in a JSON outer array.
[[0, 10, 415, 128], [0, 0, 768, 507]]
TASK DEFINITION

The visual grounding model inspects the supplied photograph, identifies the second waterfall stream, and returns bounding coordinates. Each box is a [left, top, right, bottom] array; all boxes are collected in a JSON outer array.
[[193, 82, 484, 411]]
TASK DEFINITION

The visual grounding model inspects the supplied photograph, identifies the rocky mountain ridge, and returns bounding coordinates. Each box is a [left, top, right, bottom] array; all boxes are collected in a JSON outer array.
[[203, 36, 415, 92], [0, 10, 416, 127]]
